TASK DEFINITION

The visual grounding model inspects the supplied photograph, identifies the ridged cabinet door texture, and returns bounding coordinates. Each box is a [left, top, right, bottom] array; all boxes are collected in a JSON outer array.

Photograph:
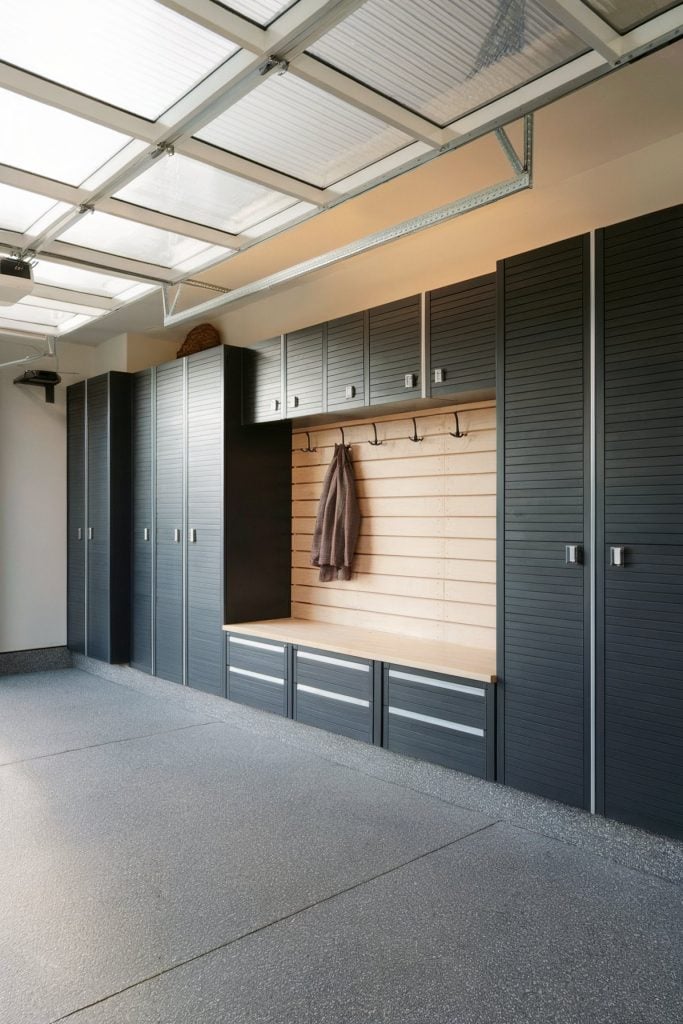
[[66, 382, 86, 654], [242, 336, 282, 423], [369, 295, 421, 405], [285, 323, 324, 416], [131, 370, 153, 673], [498, 236, 589, 809], [186, 348, 225, 697], [599, 205, 683, 839], [154, 360, 185, 684], [326, 312, 366, 412], [429, 273, 496, 397], [85, 375, 110, 662]]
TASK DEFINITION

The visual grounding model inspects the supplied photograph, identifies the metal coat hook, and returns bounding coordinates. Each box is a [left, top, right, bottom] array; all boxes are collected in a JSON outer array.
[[297, 431, 317, 453], [408, 417, 423, 443], [368, 422, 383, 446], [339, 427, 351, 449], [449, 412, 467, 438]]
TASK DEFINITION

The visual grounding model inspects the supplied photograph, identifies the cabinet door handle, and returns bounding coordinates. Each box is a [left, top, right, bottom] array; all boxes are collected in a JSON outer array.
[[173, 528, 181, 543], [87, 527, 94, 541], [565, 544, 582, 565], [77, 527, 82, 541], [143, 527, 150, 542], [610, 545, 625, 567], [270, 398, 280, 412], [287, 395, 299, 409], [404, 373, 418, 389], [189, 528, 197, 543]]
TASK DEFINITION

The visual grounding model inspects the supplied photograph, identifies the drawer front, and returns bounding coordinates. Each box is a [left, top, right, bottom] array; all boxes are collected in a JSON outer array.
[[226, 633, 287, 716], [383, 665, 489, 777], [227, 634, 286, 677], [294, 648, 373, 743]]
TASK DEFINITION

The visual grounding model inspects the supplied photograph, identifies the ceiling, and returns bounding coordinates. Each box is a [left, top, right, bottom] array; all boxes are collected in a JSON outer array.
[[0, 0, 681, 345]]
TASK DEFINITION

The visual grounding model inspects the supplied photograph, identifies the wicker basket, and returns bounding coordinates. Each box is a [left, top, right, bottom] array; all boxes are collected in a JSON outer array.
[[176, 322, 221, 358]]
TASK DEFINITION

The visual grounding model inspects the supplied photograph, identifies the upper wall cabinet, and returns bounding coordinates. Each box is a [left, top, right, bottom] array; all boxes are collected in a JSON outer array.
[[286, 323, 324, 416], [243, 336, 283, 423], [429, 273, 496, 398], [326, 311, 366, 412], [369, 294, 422, 406]]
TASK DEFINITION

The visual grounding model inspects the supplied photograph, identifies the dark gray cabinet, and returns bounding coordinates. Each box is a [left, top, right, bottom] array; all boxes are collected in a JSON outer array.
[[293, 647, 374, 743], [369, 294, 421, 405], [242, 336, 282, 423], [428, 273, 496, 398], [326, 311, 366, 411], [285, 323, 324, 415], [497, 236, 589, 809], [130, 370, 153, 673], [66, 373, 131, 664], [226, 633, 289, 715], [597, 205, 683, 839]]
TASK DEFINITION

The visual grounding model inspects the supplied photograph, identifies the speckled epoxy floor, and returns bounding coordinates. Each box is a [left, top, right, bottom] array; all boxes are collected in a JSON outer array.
[[1, 666, 682, 1024]]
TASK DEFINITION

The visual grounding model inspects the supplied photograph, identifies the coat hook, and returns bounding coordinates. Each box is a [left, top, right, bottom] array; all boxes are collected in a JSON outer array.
[[408, 417, 423, 443], [368, 422, 383, 446], [339, 426, 351, 449], [297, 431, 317, 453], [449, 411, 467, 438]]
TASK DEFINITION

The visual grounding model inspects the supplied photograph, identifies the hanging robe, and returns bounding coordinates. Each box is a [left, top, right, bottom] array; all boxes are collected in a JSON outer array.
[[310, 443, 361, 582]]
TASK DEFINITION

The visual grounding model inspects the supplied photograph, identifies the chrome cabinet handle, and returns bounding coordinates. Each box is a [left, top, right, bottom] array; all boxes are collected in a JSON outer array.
[[87, 527, 94, 541], [189, 528, 197, 543], [610, 545, 625, 567], [565, 544, 582, 565], [77, 527, 82, 541], [173, 528, 181, 543], [143, 527, 150, 542]]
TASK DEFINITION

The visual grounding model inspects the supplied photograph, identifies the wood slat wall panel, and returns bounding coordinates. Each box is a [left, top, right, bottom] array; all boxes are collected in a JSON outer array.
[[292, 403, 496, 649]]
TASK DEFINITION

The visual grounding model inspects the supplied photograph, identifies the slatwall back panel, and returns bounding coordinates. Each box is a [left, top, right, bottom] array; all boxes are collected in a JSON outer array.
[[286, 324, 324, 416], [292, 403, 496, 648], [601, 205, 683, 838], [186, 347, 225, 697], [242, 337, 282, 423], [369, 295, 421, 405], [155, 360, 185, 684], [66, 382, 86, 653], [430, 273, 496, 395], [85, 376, 110, 661], [327, 312, 366, 411], [131, 370, 153, 672], [500, 236, 588, 808]]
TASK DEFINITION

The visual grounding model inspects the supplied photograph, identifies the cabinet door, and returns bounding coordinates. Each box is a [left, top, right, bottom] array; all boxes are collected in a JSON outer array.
[[429, 273, 496, 397], [155, 360, 185, 684], [131, 370, 153, 673], [599, 206, 683, 838], [369, 295, 421, 405], [285, 323, 324, 416], [186, 348, 225, 697], [86, 376, 110, 662], [242, 337, 282, 423], [66, 382, 86, 653], [499, 236, 589, 808], [326, 312, 366, 411]]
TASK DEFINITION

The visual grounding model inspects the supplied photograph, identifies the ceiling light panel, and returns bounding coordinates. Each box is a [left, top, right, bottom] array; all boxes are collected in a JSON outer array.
[[0, 0, 237, 120], [114, 154, 295, 233], [57, 211, 224, 269], [584, 1, 680, 32], [196, 72, 412, 188], [0, 183, 66, 234], [212, 0, 297, 25], [32, 260, 139, 298], [0, 90, 131, 187], [309, 0, 587, 128]]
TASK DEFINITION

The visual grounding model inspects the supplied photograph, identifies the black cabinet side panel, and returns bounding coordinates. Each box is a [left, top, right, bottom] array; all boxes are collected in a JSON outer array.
[[108, 373, 131, 664], [86, 376, 110, 662], [285, 323, 324, 416], [327, 312, 366, 410], [155, 360, 184, 684], [601, 204, 683, 839], [430, 273, 496, 395], [186, 347, 224, 697], [369, 295, 421, 405], [242, 336, 282, 423], [131, 370, 153, 672], [66, 382, 86, 653], [501, 236, 588, 808]]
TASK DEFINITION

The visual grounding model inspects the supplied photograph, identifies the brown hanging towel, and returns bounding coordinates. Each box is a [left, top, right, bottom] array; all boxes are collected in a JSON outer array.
[[311, 443, 361, 582]]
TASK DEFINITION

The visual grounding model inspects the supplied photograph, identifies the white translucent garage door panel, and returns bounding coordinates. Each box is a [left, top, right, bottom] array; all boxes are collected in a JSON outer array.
[[0, 184, 66, 234], [58, 211, 224, 269], [310, 0, 586, 127], [0, 90, 131, 187], [0, 301, 75, 328], [585, 1, 679, 31], [32, 260, 138, 298], [0, 0, 236, 120], [115, 154, 294, 233], [215, 0, 296, 25], [196, 72, 412, 188]]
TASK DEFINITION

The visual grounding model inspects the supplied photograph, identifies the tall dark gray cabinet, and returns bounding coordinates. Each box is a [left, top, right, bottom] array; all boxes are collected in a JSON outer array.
[[130, 345, 291, 697], [66, 373, 131, 663]]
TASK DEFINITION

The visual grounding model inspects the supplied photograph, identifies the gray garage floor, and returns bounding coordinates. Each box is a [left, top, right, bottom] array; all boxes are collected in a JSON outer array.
[[1, 664, 682, 1024]]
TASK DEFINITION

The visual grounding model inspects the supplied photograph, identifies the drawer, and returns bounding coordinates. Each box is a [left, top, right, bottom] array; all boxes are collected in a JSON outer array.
[[227, 634, 286, 677], [294, 647, 373, 744], [226, 633, 288, 717], [383, 664, 492, 778]]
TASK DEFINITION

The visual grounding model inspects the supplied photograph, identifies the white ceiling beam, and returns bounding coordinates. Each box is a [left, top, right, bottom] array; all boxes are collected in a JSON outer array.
[[30, 284, 116, 312], [621, 4, 683, 56], [536, 1, 624, 63], [97, 198, 244, 249], [41, 241, 172, 282], [263, 0, 367, 59], [0, 164, 86, 207], [291, 55, 455, 147], [154, 0, 267, 51]]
